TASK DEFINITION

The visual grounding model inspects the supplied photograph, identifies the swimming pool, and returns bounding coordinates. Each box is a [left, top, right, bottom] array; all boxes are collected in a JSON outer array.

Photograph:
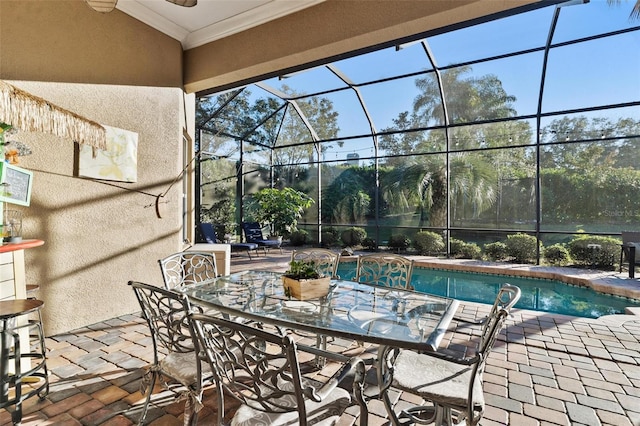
[[336, 265, 640, 319]]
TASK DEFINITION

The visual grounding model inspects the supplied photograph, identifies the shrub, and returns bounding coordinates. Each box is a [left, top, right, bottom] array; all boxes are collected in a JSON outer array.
[[483, 242, 508, 261], [341, 227, 367, 247], [544, 243, 571, 265], [289, 229, 309, 246], [362, 237, 377, 251], [505, 233, 540, 263], [449, 239, 465, 257], [567, 235, 619, 269], [459, 242, 482, 259], [388, 234, 411, 251], [413, 231, 445, 255], [321, 228, 340, 247]]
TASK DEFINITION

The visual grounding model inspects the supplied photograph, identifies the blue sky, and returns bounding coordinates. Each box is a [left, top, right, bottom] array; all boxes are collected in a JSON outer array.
[[234, 0, 639, 158]]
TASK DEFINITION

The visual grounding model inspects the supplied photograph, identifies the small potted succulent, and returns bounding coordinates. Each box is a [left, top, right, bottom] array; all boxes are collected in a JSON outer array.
[[282, 260, 331, 300]]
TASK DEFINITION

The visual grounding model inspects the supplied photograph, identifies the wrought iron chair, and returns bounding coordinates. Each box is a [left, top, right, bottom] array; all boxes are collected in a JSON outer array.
[[158, 251, 218, 290], [188, 312, 369, 426], [355, 253, 414, 289], [290, 248, 341, 366], [378, 283, 521, 426], [128, 281, 209, 426], [619, 231, 640, 278], [291, 248, 341, 279]]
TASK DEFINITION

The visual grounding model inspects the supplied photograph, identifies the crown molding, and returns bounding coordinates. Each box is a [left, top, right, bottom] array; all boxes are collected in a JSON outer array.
[[116, 0, 325, 50]]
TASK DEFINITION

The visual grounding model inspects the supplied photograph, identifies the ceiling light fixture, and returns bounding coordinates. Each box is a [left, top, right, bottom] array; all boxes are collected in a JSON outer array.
[[85, 0, 197, 13], [85, 0, 118, 13]]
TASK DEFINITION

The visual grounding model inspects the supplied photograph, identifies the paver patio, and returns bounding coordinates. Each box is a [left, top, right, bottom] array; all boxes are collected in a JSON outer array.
[[2, 250, 639, 425]]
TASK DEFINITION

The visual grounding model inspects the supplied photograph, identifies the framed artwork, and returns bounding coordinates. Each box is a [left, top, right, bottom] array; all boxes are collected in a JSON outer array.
[[0, 162, 34, 206], [78, 125, 138, 182]]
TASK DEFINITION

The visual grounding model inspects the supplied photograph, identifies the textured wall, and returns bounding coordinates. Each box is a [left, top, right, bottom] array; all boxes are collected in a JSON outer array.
[[7, 81, 185, 336], [0, 0, 183, 87]]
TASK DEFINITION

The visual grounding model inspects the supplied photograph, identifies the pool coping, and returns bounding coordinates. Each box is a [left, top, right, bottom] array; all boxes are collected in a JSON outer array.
[[339, 254, 640, 302]]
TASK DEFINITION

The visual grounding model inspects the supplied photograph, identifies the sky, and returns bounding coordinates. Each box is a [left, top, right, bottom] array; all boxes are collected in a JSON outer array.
[[213, 0, 639, 160]]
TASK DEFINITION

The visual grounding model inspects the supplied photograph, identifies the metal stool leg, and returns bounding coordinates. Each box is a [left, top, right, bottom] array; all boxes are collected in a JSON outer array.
[[0, 300, 49, 425]]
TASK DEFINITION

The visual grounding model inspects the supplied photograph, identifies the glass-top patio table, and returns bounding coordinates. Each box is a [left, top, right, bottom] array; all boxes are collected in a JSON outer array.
[[182, 270, 460, 353]]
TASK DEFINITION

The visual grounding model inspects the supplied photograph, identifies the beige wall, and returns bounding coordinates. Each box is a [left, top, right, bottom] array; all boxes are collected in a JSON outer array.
[[0, 0, 183, 87], [7, 81, 186, 335], [1, 1, 188, 335]]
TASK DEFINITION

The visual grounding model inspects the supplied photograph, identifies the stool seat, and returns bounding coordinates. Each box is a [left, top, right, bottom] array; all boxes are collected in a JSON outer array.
[[0, 299, 44, 320], [1, 298, 49, 425]]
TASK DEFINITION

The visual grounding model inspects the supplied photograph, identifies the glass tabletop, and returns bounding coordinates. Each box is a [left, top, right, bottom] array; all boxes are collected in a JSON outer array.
[[183, 270, 459, 351]]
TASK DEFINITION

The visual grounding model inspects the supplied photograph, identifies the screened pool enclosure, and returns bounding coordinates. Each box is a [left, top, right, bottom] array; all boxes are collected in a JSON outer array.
[[195, 0, 640, 260]]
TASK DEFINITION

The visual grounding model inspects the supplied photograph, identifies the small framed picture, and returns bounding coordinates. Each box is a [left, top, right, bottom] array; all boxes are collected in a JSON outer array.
[[0, 162, 33, 206]]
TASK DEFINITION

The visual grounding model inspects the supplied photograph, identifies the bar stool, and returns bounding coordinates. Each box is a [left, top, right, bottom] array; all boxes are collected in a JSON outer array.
[[0, 299, 49, 425]]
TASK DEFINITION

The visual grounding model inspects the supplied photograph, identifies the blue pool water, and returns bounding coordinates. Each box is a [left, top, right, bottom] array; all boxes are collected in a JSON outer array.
[[336, 265, 640, 318]]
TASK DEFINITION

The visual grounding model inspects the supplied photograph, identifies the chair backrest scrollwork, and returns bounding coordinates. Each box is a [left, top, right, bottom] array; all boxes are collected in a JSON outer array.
[[355, 253, 414, 289], [291, 248, 341, 279], [158, 251, 218, 290]]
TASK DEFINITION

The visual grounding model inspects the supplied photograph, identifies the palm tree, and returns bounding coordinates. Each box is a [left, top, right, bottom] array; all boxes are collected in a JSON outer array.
[[608, 0, 640, 20]]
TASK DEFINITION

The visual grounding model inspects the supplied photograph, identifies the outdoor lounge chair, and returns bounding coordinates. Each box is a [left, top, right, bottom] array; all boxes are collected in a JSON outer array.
[[241, 221, 283, 253], [198, 223, 259, 259], [620, 231, 640, 278]]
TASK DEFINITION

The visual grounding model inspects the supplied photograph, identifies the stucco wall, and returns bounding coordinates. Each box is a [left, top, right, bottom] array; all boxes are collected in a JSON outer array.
[[7, 81, 186, 336], [0, 0, 183, 87]]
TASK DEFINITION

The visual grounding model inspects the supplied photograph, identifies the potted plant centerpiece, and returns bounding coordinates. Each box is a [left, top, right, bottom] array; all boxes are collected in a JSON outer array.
[[282, 260, 331, 300]]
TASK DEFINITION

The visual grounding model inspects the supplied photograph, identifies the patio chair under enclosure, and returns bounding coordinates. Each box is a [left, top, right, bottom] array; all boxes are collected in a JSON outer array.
[[378, 283, 521, 426], [188, 312, 369, 425]]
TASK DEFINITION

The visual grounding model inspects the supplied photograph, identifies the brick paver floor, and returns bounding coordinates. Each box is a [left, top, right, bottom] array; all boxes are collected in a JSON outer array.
[[2, 250, 639, 425]]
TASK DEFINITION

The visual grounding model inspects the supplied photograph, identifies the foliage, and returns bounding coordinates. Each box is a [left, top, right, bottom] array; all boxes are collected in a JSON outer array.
[[413, 231, 445, 255], [567, 235, 620, 269], [362, 237, 377, 251], [388, 234, 411, 250], [449, 239, 465, 257], [450, 239, 481, 259], [341, 227, 367, 247], [460, 242, 482, 259], [271, 85, 340, 166], [483, 242, 508, 261], [247, 187, 314, 237], [289, 229, 309, 246], [284, 260, 322, 279], [321, 227, 340, 247], [322, 167, 375, 224], [544, 244, 571, 266], [505, 233, 540, 263]]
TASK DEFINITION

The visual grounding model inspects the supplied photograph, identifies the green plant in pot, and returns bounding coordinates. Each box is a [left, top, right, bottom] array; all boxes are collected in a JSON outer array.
[[249, 187, 314, 239], [282, 260, 330, 300]]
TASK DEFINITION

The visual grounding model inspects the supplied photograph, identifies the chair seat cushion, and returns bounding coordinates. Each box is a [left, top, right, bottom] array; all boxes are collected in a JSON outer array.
[[160, 351, 207, 386], [251, 239, 281, 247], [230, 243, 258, 252], [392, 349, 484, 411], [230, 379, 350, 425]]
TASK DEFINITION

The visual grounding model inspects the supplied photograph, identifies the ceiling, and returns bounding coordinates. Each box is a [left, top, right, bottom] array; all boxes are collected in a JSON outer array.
[[116, 0, 325, 50]]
